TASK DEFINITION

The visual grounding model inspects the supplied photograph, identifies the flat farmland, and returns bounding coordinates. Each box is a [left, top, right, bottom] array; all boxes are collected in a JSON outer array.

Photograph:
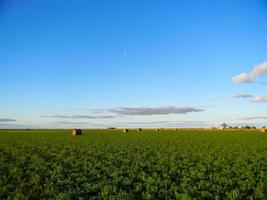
[[0, 129, 267, 199]]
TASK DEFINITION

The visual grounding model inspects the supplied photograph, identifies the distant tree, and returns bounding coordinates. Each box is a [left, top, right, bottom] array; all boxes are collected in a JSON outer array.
[[220, 123, 229, 129], [262, 126, 266, 129], [244, 125, 251, 129]]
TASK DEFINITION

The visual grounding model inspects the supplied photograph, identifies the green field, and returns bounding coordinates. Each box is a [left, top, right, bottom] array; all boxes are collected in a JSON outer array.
[[0, 129, 267, 199]]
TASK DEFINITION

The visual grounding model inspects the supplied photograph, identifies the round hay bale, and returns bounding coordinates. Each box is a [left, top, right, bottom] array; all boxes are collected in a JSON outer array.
[[155, 129, 160, 132], [260, 129, 267, 133], [137, 128, 142, 132], [123, 129, 129, 133], [72, 129, 82, 136]]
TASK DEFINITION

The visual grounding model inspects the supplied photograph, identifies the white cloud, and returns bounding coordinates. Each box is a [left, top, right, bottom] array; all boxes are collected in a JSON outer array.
[[232, 73, 252, 83], [232, 61, 267, 83], [251, 96, 267, 102], [251, 61, 267, 78]]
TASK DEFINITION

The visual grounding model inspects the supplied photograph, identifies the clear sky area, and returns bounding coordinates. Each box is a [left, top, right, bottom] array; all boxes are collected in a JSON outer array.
[[1, 0, 267, 128]]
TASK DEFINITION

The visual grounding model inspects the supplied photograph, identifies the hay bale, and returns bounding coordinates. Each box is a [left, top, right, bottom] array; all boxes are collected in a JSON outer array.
[[137, 128, 142, 132], [72, 129, 82, 136], [155, 129, 160, 132], [260, 129, 267, 133], [123, 129, 129, 133], [175, 129, 179, 131]]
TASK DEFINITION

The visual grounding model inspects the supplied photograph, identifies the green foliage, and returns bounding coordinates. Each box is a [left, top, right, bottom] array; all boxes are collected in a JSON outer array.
[[0, 129, 267, 199]]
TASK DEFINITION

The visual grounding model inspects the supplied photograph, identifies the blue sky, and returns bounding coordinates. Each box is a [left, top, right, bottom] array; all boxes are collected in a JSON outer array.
[[1, 0, 267, 128]]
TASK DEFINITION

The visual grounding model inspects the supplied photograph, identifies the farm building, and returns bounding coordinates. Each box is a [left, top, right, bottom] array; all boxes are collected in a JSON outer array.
[[72, 129, 82, 136], [260, 129, 267, 133], [123, 129, 129, 133]]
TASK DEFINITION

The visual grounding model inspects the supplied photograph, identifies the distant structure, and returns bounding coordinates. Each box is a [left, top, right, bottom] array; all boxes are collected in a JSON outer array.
[[175, 129, 179, 131], [137, 128, 142, 132], [108, 127, 116, 129], [72, 129, 82, 136], [123, 129, 129, 133]]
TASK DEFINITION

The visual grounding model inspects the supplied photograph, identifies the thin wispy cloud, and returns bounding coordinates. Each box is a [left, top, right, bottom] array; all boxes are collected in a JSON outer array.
[[0, 118, 16, 122], [0, 123, 16, 126], [232, 94, 253, 99], [112, 120, 212, 128], [43, 115, 116, 119], [117, 120, 207, 125], [259, 81, 267, 85], [53, 121, 91, 125], [108, 106, 205, 115], [0, 123, 32, 129], [251, 96, 267, 103], [232, 61, 267, 83], [231, 122, 266, 127], [210, 96, 225, 101], [43, 106, 205, 121], [239, 116, 267, 120], [76, 108, 107, 113]]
